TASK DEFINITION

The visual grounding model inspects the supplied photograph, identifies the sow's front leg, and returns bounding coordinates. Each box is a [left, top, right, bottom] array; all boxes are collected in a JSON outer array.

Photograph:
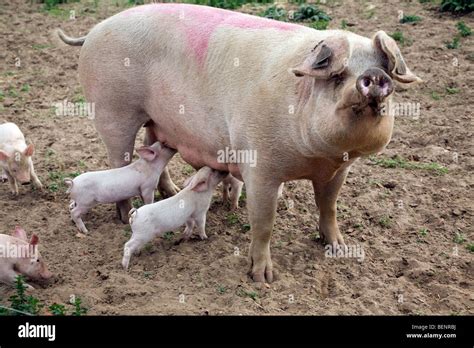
[[312, 167, 349, 247], [244, 170, 281, 283]]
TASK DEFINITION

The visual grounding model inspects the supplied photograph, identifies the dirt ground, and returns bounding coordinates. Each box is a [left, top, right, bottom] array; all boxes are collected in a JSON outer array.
[[0, 0, 472, 315]]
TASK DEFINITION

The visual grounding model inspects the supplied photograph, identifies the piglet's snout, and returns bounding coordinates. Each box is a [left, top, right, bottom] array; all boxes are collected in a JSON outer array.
[[356, 68, 393, 108]]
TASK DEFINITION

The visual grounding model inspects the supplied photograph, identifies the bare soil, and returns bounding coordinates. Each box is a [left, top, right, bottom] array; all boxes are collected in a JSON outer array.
[[0, 0, 472, 315]]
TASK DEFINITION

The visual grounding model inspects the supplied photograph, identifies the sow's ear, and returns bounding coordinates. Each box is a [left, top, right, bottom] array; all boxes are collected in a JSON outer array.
[[291, 36, 351, 79], [373, 31, 422, 84], [12, 226, 28, 241]]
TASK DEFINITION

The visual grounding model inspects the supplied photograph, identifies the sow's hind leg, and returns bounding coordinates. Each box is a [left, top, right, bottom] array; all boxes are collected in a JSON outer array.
[[94, 106, 148, 223], [144, 122, 180, 198]]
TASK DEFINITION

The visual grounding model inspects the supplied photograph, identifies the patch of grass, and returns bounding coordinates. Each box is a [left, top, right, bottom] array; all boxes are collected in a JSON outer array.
[[132, 198, 144, 209], [260, 5, 287, 21], [227, 213, 239, 225], [456, 21, 472, 37], [123, 225, 131, 238], [217, 285, 227, 294], [466, 243, 474, 252], [310, 19, 330, 30], [446, 86, 460, 94], [294, 4, 331, 22], [390, 30, 412, 46], [241, 223, 251, 232], [431, 91, 441, 100], [32, 44, 51, 50], [0, 276, 88, 316], [186, 0, 272, 10], [183, 165, 194, 175], [378, 215, 392, 228], [20, 84, 30, 93], [446, 36, 460, 49], [237, 288, 258, 301], [400, 15, 422, 24], [453, 232, 465, 244], [440, 0, 474, 14], [8, 88, 19, 98], [369, 155, 449, 176], [48, 170, 81, 192], [143, 242, 154, 252], [340, 19, 348, 29], [419, 228, 428, 237], [310, 232, 320, 241], [163, 231, 174, 241]]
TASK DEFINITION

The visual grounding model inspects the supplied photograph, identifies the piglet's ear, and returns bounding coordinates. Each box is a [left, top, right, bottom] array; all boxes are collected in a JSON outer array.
[[24, 144, 34, 157], [12, 226, 28, 241], [191, 179, 209, 192], [30, 234, 39, 246], [0, 150, 10, 161], [136, 146, 157, 161]]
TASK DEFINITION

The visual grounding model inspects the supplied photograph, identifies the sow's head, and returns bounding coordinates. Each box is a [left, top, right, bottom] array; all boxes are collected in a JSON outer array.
[[290, 30, 422, 154]]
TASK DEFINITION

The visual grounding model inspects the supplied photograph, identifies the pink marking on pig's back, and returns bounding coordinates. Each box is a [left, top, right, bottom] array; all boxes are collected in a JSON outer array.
[[121, 4, 301, 65]]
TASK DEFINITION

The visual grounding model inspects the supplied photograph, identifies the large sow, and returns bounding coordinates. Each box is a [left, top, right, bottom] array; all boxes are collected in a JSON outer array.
[[59, 3, 421, 282]]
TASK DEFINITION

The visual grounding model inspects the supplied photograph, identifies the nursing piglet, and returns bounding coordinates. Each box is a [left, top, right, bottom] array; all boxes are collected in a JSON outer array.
[[122, 167, 226, 270], [65, 142, 176, 233]]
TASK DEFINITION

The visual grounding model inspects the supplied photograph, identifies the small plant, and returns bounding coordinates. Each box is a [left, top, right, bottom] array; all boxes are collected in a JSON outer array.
[[446, 36, 460, 49], [369, 155, 449, 176], [378, 216, 392, 228], [440, 0, 474, 14], [310, 19, 330, 30], [260, 5, 287, 21], [466, 243, 474, 252], [20, 84, 30, 92], [419, 228, 428, 237], [132, 198, 144, 209], [456, 21, 472, 37], [237, 288, 258, 301], [390, 30, 405, 45], [310, 232, 320, 241], [453, 232, 465, 244], [241, 223, 251, 232], [0, 276, 42, 315], [227, 213, 239, 225], [446, 86, 460, 94], [163, 231, 174, 241], [400, 15, 422, 23], [48, 303, 67, 316], [217, 285, 227, 294], [431, 91, 441, 100], [340, 19, 348, 30], [293, 4, 331, 23], [71, 297, 88, 316]]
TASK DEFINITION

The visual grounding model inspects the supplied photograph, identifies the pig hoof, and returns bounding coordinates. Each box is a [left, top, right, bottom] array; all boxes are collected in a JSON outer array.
[[248, 251, 274, 283]]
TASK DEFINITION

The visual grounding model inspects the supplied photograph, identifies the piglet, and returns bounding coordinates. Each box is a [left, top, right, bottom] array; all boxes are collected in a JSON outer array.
[[0, 122, 43, 195], [222, 174, 243, 210], [65, 142, 176, 234], [0, 226, 53, 290], [122, 166, 227, 270]]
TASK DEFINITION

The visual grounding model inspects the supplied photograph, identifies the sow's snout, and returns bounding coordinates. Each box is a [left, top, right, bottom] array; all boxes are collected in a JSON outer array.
[[356, 68, 394, 110]]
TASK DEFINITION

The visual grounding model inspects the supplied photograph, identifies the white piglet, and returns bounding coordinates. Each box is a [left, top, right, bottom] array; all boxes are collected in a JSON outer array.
[[0, 122, 42, 195], [65, 142, 176, 233], [122, 166, 227, 270]]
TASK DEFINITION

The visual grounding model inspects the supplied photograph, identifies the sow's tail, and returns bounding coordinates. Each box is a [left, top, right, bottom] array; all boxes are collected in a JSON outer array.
[[57, 29, 86, 46], [128, 208, 137, 225]]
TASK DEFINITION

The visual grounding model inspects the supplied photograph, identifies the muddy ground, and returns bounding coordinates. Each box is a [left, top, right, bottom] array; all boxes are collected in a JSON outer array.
[[0, 0, 472, 315]]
